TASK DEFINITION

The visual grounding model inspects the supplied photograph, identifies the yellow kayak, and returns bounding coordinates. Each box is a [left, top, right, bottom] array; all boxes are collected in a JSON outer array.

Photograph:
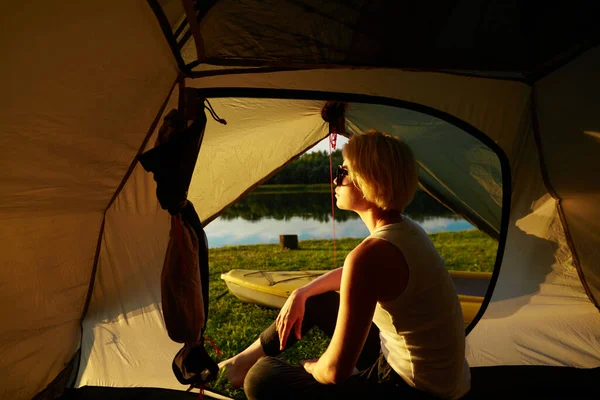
[[220, 269, 491, 326]]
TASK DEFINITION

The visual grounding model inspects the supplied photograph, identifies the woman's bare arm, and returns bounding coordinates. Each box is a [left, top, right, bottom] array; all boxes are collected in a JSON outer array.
[[277, 267, 343, 349], [304, 238, 409, 384]]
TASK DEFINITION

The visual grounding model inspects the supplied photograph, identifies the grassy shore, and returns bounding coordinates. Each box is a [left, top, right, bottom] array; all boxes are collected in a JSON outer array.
[[205, 230, 497, 398]]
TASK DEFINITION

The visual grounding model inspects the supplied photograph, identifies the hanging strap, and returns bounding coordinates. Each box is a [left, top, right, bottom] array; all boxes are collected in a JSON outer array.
[[205, 98, 227, 125], [322, 101, 347, 269], [328, 132, 338, 268]]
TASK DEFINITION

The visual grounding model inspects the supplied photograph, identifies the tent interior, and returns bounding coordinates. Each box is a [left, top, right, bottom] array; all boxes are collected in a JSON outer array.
[[2, 1, 599, 399]]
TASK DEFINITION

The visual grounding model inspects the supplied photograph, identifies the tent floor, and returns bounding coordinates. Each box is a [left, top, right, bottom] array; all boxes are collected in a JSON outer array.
[[61, 366, 600, 399]]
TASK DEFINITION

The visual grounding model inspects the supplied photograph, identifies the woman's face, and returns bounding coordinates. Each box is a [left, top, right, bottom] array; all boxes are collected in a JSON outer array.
[[334, 161, 371, 212]]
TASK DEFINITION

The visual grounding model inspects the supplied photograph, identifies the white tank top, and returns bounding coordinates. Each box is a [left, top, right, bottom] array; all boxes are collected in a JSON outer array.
[[369, 218, 471, 399]]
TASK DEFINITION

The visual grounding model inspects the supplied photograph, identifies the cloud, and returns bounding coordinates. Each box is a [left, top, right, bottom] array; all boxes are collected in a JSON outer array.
[[419, 217, 474, 233]]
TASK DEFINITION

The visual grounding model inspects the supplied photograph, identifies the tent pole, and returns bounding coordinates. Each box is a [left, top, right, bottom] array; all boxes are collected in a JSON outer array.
[[147, 0, 188, 73]]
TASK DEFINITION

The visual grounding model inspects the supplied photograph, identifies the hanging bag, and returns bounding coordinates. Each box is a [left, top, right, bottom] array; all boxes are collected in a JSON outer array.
[[139, 84, 222, 389]]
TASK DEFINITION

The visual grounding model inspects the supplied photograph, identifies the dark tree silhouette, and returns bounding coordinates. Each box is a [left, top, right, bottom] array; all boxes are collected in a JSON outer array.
[[265, 150, 344, 184], [220, 190, 454, 222], [224, 149, 456, 222]]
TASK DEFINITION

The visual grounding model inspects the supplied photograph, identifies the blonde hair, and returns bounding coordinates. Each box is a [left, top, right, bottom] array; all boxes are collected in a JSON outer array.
[[342, 129, 418, 212]]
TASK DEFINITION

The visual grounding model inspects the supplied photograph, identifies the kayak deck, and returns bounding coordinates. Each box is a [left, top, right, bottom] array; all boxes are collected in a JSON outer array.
[[221, 269, 491, 326]]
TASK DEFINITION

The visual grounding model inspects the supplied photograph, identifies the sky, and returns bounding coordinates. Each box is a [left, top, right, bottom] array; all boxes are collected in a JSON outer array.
[[307, 135, 349, 153]]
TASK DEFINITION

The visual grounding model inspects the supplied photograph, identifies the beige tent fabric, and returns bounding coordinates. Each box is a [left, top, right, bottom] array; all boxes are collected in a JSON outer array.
[[76, 163, 182, 389], [188, 69, 530, 230], [466, 119, 600, 367], [535, 46, 600, 306], [0, 1, 177, 398], [0, 213, 99, 400], [1, 0, 598, 395], [188, 69, 531, 159], [77, 98, 328, 389], [188, 98, 330, 222], [77, 84, 181, 388]]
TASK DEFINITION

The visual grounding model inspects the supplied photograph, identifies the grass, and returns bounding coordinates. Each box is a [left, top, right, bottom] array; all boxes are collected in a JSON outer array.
[[204, 230, 497, 399]]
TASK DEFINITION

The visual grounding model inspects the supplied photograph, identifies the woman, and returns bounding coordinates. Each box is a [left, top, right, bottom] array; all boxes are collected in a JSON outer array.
[[218, 130, 471, 399]]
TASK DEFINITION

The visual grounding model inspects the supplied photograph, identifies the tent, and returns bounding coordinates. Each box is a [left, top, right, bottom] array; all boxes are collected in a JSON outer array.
[[2, 1, 599, 398]]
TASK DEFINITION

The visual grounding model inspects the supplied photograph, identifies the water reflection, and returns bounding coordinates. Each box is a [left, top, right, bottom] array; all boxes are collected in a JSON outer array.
[[206, 191, 474, 248]]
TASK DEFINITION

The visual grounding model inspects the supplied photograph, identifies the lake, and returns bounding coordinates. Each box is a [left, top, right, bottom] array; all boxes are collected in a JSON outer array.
[[204, 190, 474, 248]]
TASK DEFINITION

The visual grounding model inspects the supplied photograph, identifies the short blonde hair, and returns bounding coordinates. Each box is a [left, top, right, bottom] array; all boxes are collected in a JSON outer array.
[[342, 130, 418, 212]]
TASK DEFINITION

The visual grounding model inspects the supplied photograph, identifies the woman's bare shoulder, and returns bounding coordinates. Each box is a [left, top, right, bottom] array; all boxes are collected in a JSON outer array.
[[345, 237, 409, 300], [347, 237, 405, 266]]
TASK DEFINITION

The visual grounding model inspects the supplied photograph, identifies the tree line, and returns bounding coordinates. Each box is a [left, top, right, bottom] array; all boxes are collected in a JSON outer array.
[[237, 148, 455, 222], [220, 190, 453, 222], [265, 150, 344, 185]]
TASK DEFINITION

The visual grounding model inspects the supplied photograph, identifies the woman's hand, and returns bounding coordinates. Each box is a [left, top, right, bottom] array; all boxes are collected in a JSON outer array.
[[276, 289, 307, 350]]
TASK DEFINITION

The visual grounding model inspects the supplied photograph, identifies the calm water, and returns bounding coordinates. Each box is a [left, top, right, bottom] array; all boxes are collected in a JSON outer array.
[[204, 191, 474, 248]]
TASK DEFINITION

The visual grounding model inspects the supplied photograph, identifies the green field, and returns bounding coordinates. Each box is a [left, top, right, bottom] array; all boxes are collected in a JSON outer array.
[[204, 230, 497, 398]]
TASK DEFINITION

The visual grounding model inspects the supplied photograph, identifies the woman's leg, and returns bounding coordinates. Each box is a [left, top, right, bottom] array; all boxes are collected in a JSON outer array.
[[219, 291, 380, 387], [259, 291, 381, 370], [218, 292, 341, 388], [217, 337, 266, 388], [244, 356, 332, 400], [245, 353, 437, 400]]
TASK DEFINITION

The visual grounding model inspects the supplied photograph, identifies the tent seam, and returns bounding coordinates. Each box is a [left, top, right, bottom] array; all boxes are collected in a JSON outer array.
[[189, 63, 528, 82], [80, 77, 178, 320], [528, 42, 600, 84], [74, 78, 180, 390]]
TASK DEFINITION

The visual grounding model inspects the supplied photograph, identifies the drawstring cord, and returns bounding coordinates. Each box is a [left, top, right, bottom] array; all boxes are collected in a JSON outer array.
[[204, 337, 222, 357], [187, 383, 205, 400], [204, 99, 227, 125], [185, 337, 222, 399], [328, 132, 338, 269]]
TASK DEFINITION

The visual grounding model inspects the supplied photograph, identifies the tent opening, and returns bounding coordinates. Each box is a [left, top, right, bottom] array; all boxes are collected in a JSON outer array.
[[177, 95, 510, 397]]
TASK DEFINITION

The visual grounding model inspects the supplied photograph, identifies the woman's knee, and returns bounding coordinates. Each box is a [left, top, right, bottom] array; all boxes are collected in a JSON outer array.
[[245, 356, 325, 399], [244, 356, 281, 400], [304, 291, 339, 314]]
